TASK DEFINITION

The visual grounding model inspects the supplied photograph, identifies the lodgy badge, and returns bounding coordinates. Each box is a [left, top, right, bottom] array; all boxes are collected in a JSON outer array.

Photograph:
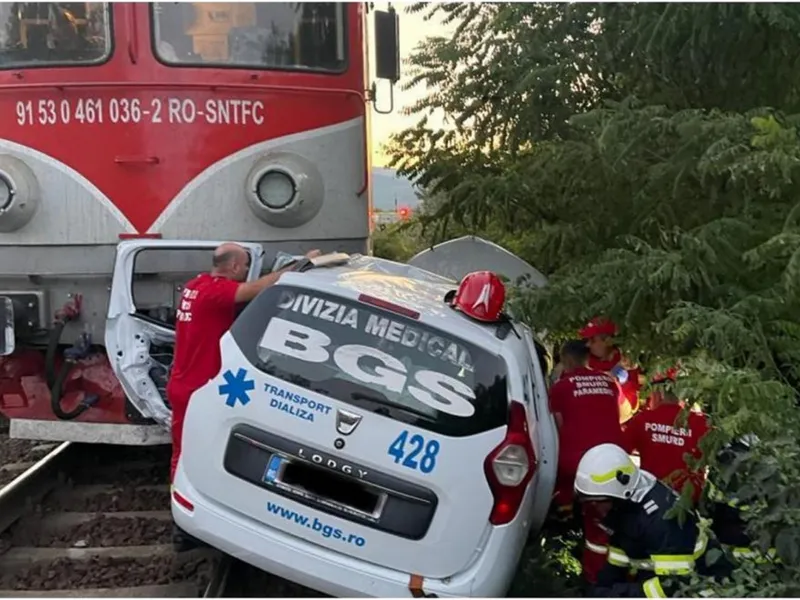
[[297, 447, 369, 479]]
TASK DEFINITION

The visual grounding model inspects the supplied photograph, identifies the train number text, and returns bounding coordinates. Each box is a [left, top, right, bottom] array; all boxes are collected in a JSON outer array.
[[15, 98, 265, 127]]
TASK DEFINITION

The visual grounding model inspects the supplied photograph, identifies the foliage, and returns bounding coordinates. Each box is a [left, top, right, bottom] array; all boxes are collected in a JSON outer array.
[[387, 2, 800, 595], [371, 220, 426, 263], [508, 533, 582, 598]]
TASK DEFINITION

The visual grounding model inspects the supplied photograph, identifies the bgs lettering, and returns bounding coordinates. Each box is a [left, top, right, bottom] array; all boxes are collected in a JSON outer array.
[[297, 448, 368, 479], [264, 383, 332, 423], [266, 501, 367, 547], [260, 317, 477, 418], [276, 291, 474, 373]]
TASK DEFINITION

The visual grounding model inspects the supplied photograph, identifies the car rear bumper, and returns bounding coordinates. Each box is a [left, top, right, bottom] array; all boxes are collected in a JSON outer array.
[[171, 467, 521, 597]]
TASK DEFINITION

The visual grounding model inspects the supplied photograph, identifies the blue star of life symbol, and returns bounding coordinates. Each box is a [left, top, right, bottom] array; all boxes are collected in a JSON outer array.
[[219, 368, 255, 408]]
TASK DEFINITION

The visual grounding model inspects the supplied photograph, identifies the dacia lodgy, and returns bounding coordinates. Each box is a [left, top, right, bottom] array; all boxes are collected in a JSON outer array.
[[171, 254, 557, 597]]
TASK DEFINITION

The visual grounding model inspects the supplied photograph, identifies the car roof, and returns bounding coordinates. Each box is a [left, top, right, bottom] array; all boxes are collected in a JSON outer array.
[[279, 255, 515, 351]]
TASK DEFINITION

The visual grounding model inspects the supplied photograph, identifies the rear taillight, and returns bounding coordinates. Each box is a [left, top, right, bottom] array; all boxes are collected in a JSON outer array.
[[172, 489, 195, 512], [484, 401, 537, 525]]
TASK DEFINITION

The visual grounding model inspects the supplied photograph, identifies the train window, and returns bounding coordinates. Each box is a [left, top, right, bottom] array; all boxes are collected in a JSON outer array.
[[0, 3, 112, 69], [151, 2, 346, 73]]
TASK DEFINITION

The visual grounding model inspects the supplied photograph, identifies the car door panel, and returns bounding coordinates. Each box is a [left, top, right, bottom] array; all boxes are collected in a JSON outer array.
[[105, 239, 264, 427], [520, 326, 558, 533]]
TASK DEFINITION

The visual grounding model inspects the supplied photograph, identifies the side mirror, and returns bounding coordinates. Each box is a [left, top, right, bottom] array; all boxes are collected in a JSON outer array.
[[374, 8, 400, 83]]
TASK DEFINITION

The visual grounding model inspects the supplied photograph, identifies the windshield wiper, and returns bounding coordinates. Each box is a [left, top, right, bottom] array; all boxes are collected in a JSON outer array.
[[350, 391, 435, 422]]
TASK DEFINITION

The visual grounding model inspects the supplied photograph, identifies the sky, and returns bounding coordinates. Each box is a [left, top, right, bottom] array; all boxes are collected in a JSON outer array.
[[367, 2, 455, 167]]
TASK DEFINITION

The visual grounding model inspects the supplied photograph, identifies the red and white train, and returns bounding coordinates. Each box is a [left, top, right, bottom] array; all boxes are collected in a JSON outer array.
[[0, 1, 399, 445]]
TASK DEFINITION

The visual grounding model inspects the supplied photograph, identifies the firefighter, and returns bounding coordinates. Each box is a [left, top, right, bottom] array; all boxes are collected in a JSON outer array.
[[579, 317, 642, 423], [548, 339, 624, 587], [167, 243, 320, 550], [575, 443, 733, 598], [622, 368, 711, 505]]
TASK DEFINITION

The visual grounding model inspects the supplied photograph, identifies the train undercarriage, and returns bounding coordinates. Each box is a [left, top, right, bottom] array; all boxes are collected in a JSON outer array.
[[0, 240, 272, 446]]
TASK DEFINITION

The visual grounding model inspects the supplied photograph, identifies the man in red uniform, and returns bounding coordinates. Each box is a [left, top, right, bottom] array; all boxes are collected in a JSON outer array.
[[167, 243, 319, 549], [168, 243, 320, 481], [579, 316, 642, 423], [549, 339, 623, 587], [622, 368, 711, 505]]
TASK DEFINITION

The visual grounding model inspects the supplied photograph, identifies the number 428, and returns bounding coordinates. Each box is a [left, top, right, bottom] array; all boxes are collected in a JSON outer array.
[[388, 430, 440, 474]]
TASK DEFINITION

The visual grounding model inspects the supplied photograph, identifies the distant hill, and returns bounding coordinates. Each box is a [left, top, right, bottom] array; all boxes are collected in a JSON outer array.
[[372, 167, 420, 211]]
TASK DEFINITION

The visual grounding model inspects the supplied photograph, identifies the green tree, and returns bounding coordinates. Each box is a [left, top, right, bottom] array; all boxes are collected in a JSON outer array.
[[389, 3, 800, 595], [371, 220, 426, 262]]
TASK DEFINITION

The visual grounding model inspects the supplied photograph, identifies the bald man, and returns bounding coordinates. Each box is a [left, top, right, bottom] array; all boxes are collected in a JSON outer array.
[[167, 244, 320, 483]]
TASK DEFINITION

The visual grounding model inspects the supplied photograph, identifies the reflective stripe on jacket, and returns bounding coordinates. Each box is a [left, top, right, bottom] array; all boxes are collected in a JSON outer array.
[[605, 530, 708, 572], [589, 480, 732, 598]]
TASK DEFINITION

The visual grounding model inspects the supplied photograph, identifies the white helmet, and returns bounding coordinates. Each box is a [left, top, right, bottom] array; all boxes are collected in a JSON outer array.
[[575, 443, 641, 500]]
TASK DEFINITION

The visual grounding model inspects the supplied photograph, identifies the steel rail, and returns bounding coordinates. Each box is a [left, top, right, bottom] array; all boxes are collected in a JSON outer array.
[[0, 441, 76, 534], [203, 554, 233, 598]]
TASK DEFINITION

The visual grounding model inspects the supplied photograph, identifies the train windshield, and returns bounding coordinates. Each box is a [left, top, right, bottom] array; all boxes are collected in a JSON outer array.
[[0, 3, 112, 68], [152, 3, 346, 73]]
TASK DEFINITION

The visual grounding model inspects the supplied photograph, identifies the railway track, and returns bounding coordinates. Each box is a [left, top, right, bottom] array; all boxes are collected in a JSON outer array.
[[0, 441, 229, 597]]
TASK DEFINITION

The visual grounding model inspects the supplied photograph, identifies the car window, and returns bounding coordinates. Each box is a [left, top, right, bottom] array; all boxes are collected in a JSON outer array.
[[230, 285, 509, 437]]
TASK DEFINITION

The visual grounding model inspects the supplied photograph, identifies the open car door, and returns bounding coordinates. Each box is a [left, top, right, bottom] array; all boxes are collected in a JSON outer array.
[[105, 240, 265, 428], [408, 235, 548, 287]]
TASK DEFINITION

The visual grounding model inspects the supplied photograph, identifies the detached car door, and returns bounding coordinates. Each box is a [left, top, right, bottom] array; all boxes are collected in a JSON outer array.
[[407, 235, 549, 287], [105, 239, 264, 428]]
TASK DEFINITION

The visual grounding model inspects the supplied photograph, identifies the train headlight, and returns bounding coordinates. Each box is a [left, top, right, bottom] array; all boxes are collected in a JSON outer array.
[[245, 152, 324, 228], [0, 176, 12, 211], [0, 155, 39, 232], [256, 170, 296, 210]]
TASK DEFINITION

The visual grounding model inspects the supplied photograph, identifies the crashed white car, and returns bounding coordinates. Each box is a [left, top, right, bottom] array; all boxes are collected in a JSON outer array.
[[171, 252, 557, 597]]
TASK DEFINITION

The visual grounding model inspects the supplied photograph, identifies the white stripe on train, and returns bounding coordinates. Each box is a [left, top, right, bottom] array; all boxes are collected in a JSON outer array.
[[147, 117, 363, 233], [0, 116, 363, 235], [0, 136, 136, 232]]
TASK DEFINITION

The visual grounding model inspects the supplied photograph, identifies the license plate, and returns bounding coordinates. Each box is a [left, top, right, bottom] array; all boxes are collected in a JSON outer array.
[[280, 459, 385, 519]]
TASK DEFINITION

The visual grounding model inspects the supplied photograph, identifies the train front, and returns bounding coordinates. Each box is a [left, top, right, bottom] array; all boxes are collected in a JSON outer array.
[[0, 2, 380, 444]]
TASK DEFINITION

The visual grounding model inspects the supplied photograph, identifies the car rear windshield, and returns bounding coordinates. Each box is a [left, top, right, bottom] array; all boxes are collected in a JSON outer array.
[[230, 285, 509, 437]]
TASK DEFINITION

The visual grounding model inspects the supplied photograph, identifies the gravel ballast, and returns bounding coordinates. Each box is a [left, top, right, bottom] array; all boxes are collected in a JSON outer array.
[[12, 516, 172, 548], [0, 555, 216, 591]]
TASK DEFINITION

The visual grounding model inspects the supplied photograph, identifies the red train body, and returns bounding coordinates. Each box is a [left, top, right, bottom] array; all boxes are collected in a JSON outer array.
[[0, 2, 399, 444]]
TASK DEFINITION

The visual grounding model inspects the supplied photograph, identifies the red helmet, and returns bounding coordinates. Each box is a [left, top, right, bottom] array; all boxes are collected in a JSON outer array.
[[453, 271, 506, 322], [579, 316, 618, 339]]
